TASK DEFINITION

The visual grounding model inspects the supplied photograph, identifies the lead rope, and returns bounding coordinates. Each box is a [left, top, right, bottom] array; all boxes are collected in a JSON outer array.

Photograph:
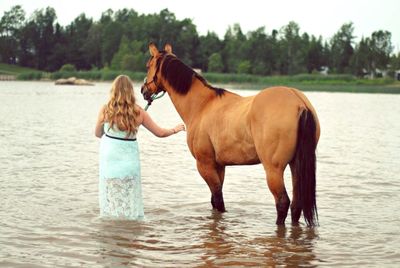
[[144, 91, 166, 111]]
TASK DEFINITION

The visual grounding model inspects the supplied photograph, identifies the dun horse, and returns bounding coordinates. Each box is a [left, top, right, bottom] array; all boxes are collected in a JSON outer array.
[[141, 43, 320, 226]]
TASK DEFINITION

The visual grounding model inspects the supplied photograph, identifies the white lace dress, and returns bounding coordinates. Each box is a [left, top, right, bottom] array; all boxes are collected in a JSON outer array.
[[98, 123, 144, 219]]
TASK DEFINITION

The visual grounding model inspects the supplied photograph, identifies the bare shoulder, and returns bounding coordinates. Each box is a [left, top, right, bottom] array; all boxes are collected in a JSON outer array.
[[97, 104, 107, 121]]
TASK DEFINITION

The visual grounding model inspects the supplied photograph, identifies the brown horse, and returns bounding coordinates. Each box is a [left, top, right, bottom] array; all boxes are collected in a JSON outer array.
[[141, 43, 320, 226]]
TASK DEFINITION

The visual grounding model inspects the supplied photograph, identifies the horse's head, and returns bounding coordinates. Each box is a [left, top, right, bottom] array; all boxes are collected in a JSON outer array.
[[141, 43, 173, 102]]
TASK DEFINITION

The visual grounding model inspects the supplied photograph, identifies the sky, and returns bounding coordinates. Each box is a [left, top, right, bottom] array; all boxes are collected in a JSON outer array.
[[1, 0, 399, 52]]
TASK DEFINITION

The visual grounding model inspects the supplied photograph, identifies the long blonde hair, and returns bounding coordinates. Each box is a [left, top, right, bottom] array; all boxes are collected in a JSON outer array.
[[104, 75, 140, 136]]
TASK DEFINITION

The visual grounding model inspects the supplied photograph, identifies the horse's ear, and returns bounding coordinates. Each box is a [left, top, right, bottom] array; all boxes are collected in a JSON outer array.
[[164, 43, 172, 54], [149, 43, 159, 57]]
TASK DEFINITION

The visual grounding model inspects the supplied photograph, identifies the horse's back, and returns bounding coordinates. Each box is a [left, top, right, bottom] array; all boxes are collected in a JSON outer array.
[[251, 86, 308, 127], [252, 86, 319, 131]]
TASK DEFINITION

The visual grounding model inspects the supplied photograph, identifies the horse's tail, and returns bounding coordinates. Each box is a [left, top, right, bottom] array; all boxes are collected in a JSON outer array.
[[293, 109, 318, 226]]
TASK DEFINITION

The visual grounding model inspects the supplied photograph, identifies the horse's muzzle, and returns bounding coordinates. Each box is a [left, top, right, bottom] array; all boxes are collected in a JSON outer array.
[[141, 84, 152, 101]]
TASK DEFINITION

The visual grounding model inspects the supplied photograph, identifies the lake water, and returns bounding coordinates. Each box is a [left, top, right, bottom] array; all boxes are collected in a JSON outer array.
[[0, 81, 399, 267]]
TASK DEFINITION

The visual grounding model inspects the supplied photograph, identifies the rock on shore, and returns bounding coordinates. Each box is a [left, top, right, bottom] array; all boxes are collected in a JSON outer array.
[[55, 77, 94, 86]]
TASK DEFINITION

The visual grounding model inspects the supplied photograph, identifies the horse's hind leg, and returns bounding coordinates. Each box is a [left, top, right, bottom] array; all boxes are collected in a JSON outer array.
[[266, 166, 290, 225], [289, 162, 302, 225], [196, 161, 226, 212]]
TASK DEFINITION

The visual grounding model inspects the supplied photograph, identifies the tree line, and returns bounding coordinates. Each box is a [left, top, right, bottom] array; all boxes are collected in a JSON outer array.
[[1, 5, 399, 77]]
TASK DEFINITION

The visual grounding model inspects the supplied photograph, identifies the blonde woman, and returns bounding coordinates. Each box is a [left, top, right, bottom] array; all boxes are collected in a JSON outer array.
[[95, 75, 185, 219]]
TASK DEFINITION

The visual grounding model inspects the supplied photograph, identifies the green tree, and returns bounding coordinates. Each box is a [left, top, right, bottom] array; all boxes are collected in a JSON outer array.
[[330, 22, 355, 73], [26, 7, 58, 70], [237, 60, 251, 74], [3, 5, 399, 78], [198, 32, 223, 71], [15, 7, 58, 70], [350, 37, 370, 76], [306, 36, 325, 73], [222, 24, 247, 73], [65, 14, 93, 70], [111, 35, 130, 69], [248, 28, 280, 75], [121, 54, 135, 70], [111, 37, 146, 71], [99, 9, 124, 66], [18, 20, 36, 67], [175, 18, 199, 67], [82, 23, 103, 68], [389, 52, 400, 79], [369, 30, 393, 75], [208, 52, 223, 72], [351, 31, 393, 77], [0, 5, 25, 64], [47, 23, 67, 71], [278, 21, 306, 75]]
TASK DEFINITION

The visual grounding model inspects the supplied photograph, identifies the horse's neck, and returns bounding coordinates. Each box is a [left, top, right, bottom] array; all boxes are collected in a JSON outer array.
[[167, 79, 217, 126]]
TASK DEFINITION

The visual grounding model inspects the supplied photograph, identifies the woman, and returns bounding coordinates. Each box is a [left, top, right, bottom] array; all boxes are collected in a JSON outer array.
[[95, 75, 185, 219]]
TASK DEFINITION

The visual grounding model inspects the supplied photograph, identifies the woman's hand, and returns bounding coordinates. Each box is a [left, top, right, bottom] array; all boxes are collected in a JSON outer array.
[[172, 123, 186, 134]]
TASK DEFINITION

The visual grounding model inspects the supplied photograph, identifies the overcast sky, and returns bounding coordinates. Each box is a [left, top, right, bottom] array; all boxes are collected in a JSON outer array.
[[1, 0, 399, 52]]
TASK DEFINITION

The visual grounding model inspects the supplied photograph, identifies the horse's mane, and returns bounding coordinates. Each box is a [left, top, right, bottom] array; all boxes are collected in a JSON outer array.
[[158, 53, 225, 96]]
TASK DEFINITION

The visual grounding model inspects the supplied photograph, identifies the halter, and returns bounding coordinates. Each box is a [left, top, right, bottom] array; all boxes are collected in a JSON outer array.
[[142, 53, 167, 110], [144, 90, 166, 111]]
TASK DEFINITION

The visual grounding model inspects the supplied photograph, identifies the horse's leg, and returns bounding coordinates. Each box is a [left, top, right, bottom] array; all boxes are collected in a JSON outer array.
[[196, 161, 226, 212], [213, 165, 225, 210], [266, 166, 290, 225], [289, 162, 302, 225]]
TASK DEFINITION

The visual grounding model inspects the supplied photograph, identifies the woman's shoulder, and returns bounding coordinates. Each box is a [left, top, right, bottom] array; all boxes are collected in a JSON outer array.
[[97, 104, 107, 120], [99, 104, 107, 113]]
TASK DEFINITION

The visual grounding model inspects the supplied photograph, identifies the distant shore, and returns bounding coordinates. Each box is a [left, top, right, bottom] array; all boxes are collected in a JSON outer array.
[[1, 63, 400, 94], [219, 82, 400, 94], [2, 77, 400, 94]]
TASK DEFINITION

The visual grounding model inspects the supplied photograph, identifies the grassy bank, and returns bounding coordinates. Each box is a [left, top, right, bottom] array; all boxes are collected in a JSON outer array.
[[226, 82, 400, 94], [2, 63, 399, 94], [0, 63, 39, 75], [204, 72, 400, 93]]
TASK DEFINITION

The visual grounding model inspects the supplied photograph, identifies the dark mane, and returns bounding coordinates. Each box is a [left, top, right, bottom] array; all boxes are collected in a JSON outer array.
[[158, 53, 225, 96]]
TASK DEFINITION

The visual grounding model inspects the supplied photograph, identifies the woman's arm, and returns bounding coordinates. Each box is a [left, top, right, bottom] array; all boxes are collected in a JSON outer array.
[[95, 105, 106, 138], [141, 109, 185, 138]]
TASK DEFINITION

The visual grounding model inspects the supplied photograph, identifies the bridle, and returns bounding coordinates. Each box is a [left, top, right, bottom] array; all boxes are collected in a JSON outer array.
[[141, 53, 167, 110]]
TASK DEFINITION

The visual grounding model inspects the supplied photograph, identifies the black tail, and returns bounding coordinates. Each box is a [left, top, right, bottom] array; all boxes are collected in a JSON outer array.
[[293, 109, 318, 226]]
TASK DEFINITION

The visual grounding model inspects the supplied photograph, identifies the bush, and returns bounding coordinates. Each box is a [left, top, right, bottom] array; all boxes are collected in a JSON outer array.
[[50, 71, 78, 80], [59, 64, 76, 72], [16, 72, 43, 80]]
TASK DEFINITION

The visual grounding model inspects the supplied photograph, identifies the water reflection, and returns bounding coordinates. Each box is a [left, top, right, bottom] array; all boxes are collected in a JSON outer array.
[[94, 220, 147, 267], [262, 225, 318, 266], [199, 211, 234, 266], [199, 211, 318, 267]]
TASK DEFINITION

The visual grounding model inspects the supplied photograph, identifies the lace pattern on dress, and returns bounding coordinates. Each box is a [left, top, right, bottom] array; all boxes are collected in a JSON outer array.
[[100, 176, 142, 219]]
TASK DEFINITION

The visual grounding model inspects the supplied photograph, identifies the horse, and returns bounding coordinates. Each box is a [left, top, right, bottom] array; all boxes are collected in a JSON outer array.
[[141, 43, 320, 226]]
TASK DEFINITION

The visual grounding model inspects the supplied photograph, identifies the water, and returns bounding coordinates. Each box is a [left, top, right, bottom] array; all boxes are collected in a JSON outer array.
[[0, 81, 399, 267]]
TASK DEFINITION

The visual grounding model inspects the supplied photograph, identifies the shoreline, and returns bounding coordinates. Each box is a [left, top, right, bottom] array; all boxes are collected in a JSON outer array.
[[2, 79, 400, 94], [220, 82, 400, 94]]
